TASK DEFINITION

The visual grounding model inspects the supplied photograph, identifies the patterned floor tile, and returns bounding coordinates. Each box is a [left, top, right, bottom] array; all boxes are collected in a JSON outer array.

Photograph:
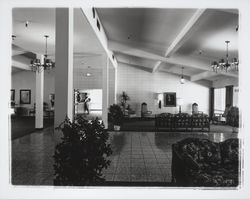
[[104, 173, 114, 181], [113, 174, 130, 182], [11, 126, 238, 185], [147, 174, 165, 182], [131, 161, 145, 168]]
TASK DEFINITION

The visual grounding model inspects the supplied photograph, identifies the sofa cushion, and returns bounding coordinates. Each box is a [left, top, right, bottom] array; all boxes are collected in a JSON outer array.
[[198, 139, 221, 168], [178, 138, 221, 169], [172, 138, 239, 187], [178, 138, 203, 169], [189, 168, 238, 186], [158, 113, 172, 118]]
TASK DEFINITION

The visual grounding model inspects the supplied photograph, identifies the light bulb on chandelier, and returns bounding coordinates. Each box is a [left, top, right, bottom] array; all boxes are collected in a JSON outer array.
[[30, 35, 55, 72], [211, 41, 238, 73]]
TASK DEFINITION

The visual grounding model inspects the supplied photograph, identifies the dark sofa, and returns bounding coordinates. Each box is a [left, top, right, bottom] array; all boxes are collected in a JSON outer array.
[[171, 138, 239, 187], [155, 113, 210, 132]]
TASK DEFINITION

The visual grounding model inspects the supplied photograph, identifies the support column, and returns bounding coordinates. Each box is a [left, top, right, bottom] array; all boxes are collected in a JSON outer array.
[[55, 8, 74, 127], [114, 66, 118, 104], [35, 54, 44, 129], [108, 64, 115, 106], [102, 55, 109, 128], [209, 87, 214, 120]]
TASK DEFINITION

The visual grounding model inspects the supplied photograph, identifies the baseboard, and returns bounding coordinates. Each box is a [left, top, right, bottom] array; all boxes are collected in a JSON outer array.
[[35, 128, 44, 130]]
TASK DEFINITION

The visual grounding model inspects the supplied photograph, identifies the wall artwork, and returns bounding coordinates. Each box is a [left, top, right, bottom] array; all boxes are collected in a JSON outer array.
[[20, 89, 31, 104], [164, 92, 176, 107], [49, 93, 55, 108], [11, 89, 15, 102]]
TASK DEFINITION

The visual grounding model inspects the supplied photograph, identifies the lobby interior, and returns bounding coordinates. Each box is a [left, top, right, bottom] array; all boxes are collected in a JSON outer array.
[[10, 7, 240, 187]]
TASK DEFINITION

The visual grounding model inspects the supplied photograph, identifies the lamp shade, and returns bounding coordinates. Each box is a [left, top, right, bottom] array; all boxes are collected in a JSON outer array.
[[177, 98, 184, 106], [180, 77, 185, 84], [158, 93, 163, 101]]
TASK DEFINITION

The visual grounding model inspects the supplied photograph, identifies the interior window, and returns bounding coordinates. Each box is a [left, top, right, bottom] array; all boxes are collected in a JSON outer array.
[[214, 87, 226, 114]]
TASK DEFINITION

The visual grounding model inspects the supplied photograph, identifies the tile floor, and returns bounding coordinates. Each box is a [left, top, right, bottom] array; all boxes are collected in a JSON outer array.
[[11, 127, 238, 185]]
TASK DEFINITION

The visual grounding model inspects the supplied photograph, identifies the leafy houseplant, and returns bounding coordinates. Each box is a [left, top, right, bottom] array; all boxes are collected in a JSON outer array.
[[53, 116, 112, 186], [109, 104, 124, 131], [227, 106, 239, 133], [120, 91, 130, 113]]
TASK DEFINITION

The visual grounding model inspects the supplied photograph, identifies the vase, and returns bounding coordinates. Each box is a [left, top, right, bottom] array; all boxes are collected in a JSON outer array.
[[114, 125, 121, 131]]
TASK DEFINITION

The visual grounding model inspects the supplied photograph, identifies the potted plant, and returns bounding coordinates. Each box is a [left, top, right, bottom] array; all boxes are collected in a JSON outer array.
[[227, 106, 239, 133], [120, 91, 130, 113], [109, 104, 124, 131], [53, 116, 112, 186]]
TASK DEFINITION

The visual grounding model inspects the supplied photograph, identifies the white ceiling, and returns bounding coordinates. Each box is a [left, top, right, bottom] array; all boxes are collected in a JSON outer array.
[[12, 8, 239, 82], [97, 8, 239, 80], [177, 9, 238, 59], [12, 8, 105, 70], [97, 8, 196, 55]]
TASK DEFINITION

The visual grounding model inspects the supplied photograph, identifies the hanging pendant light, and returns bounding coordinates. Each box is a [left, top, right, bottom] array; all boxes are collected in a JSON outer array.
[[211, 41, 238, 73], [30, 35, 55, 72], [85, 66, 92, 77], [180, 67, 185, 84]]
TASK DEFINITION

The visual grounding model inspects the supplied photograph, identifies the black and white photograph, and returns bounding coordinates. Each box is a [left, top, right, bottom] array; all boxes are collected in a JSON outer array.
[[11, 89, 15, 102], [19, 89, 31, 104], [1, 1, 250, 199], [164, 92, 176, 107]]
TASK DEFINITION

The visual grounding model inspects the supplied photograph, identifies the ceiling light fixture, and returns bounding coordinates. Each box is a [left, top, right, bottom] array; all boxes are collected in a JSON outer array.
[[236, 25, 239, 32], [85, 66, 92, 77], [211, 41, 238, 73], [30, 35, 55, 72], [180, 67, 185, 84], [25, 20, 29, 28], [12, 35, 16, 41]]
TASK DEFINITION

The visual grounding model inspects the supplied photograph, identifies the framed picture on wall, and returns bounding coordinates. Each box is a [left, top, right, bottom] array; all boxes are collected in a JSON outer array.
[[164, 92, 176, 107], [49, 93, 55, 108], [20, 89, 31, 104], [11, 89, 15, 102]]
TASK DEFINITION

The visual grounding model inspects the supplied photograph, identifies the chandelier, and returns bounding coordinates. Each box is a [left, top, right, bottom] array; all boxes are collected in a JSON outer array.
[[30, 35, 55, 72], [211, 41, 238, 73]]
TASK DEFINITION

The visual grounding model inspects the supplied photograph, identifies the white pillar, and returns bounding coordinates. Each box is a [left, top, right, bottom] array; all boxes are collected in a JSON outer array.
[[102, 55, 109, 128], [35, 55, 44, 129], [55, 8, 74, 127], [114, 66, 118, 104], [108, 64, 115, 106]]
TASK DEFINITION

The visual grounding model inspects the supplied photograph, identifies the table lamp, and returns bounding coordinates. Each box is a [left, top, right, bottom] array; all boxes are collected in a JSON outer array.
[[177, 98, 184, 114]]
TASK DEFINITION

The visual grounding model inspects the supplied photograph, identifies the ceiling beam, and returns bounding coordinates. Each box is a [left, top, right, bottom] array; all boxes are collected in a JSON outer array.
[[12, 60, 30, 70], [165, 9, 206, 58], [152, 9, 206, 73], [168, 55, 238, 78], [12, 50, 25, 56], [81, 8, 117, 69], [152, 61, 162, 73], [118, 60, 152, 73], [12, 54, 32, 71], [219, 9, 238, 15], [109, 40, 238, 78], [190, 71, 218, 82], [12, 44, 28, 56], [109, 40, 168, 62], [191, 70, 238, 82], [118, 59, 212, 87]]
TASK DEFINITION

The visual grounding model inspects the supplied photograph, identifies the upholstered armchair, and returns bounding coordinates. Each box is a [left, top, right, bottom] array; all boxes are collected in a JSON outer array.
[[172, 138, 239, 187], [155, 113, 174, 131], [141, 102, 152, 118]]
